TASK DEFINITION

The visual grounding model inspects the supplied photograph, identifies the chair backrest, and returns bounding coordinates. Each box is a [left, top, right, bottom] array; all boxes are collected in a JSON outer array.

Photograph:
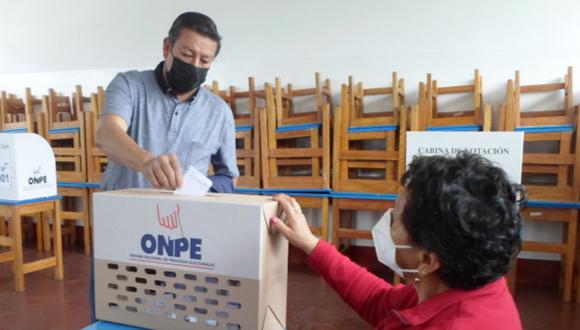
[[0, 88, 34, 132], [502, 66, 574, 130], [269, 73, 332, 128], [86, 86, 105, 150], [211, 77, 265, 127], [346, 72, 405, 127], [46, 89, 73, 127], [419, 69, 489, 130]]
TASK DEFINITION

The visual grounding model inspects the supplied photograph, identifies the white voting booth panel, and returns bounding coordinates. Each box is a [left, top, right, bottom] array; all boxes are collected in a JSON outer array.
[[406, 132, 524, 183], [93, 189, 287, 330], [0, 133, 57, 201]]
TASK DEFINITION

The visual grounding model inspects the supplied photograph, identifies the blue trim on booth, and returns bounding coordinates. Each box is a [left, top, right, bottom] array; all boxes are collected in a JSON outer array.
[[48, 127, 80, 134], [0, 195, 62, 205], [276, 123, 321, 132], [348, 124, 399, 133], [235, 125, 253, 132], [261, 191, 331, 198], [515, 125, 574, 133], [58, 182, 101, 189], [261, 188, 331, 194], [234, 188, 262, 195], [527, 200, 580, 209], [82, 321, 144, 330], [330, 192, 398, 201], [426, 125, 481, 132], [1, 128, 28, 133]]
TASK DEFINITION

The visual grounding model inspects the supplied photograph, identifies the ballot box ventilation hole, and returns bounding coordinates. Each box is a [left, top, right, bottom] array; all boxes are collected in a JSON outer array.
[[103, 262, 245, 329]]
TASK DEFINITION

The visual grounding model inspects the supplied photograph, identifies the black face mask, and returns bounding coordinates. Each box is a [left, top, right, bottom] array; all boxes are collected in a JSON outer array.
[[166, 53, 209, 93]]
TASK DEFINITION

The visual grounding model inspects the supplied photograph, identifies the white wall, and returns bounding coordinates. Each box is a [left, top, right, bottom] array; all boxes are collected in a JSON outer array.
[[2, 0, 579, 260]]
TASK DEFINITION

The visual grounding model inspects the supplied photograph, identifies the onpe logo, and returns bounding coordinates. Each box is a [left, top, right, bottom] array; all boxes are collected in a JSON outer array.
[[140, 204, 202, 260], [157, 204, 181, 230]]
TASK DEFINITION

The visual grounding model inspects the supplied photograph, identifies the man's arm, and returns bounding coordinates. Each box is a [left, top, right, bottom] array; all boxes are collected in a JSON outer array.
[[98, 73, 182, 190], [96, 114, 150, 173]]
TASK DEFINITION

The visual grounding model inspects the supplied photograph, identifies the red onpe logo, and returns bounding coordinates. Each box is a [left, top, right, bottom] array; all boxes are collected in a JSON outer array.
[[157, 204, 181, 230]]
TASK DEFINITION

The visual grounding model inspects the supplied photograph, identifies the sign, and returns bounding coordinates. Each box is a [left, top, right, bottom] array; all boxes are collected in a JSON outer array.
[[406, 132, 524, 183]]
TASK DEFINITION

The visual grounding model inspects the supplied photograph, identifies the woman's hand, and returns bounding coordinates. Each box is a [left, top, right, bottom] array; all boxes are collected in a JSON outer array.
[[270, 194, 320, 255]]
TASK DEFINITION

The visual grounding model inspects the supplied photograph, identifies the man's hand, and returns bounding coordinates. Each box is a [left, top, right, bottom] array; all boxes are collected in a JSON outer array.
[[140, 154, 183, 190]]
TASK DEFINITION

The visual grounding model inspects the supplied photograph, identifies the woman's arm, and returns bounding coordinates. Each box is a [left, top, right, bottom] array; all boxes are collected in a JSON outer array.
[[270, 195, 415, 326]]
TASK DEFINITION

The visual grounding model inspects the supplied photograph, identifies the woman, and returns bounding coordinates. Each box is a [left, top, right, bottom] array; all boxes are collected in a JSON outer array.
[[271, 152, 524, 329]]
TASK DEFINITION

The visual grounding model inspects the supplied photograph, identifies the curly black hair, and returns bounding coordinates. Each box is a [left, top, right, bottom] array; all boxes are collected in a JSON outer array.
[[401, 152, 524, 290]]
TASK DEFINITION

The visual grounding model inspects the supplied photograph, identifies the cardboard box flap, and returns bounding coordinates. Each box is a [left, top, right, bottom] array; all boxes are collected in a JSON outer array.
[[97, 189, 276, 206], [262, 306, 287, 330]]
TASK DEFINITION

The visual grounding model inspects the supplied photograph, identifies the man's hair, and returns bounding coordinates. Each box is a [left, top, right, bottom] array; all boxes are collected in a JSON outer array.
[[168, 12, 222, 56], [401, 152, 524, 290]]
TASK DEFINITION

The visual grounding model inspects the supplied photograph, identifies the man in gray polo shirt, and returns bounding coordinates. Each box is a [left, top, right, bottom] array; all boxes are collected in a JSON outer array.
[[96, 12, 238, 193]]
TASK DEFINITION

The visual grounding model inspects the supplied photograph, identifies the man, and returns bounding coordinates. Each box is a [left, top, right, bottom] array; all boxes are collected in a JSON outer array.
[[96, 12, 238, 192]]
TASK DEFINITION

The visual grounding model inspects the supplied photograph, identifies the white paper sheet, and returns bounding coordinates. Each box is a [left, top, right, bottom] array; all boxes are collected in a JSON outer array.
[[173, 166, 212, 196]]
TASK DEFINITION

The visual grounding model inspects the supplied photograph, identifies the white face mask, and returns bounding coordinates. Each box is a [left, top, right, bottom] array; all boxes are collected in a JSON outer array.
[[372, 209, 419, 278]]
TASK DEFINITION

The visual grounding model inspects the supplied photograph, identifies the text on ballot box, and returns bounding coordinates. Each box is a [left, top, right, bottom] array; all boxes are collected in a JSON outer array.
[[406, 132, 524, 183], [93, 189, 288, 330]]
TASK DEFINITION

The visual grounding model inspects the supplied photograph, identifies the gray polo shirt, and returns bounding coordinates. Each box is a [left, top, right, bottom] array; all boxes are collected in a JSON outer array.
[[100, 67, 239, 191]]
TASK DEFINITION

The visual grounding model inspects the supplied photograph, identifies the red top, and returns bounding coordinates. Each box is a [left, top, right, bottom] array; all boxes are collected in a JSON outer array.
[[307, 240, 522, 330]]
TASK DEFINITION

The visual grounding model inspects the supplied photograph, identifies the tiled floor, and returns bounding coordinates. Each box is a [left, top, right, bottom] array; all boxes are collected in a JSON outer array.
[[1, 244, 579, 330]]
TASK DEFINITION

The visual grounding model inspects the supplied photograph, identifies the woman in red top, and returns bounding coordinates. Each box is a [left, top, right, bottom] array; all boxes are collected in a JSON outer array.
[[271, 152, 524, 329]]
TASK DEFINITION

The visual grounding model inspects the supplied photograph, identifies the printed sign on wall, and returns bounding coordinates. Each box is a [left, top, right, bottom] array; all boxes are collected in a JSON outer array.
[[406, 132, 524, 183]]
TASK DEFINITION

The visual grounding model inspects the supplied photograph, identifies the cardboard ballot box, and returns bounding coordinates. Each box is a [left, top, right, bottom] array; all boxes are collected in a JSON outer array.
[[93, 189, 288, 330], [0, 133, 57, 201]]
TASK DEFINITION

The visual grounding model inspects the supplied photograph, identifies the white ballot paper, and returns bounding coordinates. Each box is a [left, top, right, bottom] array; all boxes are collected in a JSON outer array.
[[173, 166, 212, 196]]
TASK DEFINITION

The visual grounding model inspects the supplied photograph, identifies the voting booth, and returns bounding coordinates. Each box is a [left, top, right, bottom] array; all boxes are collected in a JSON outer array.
[[0, 133, 57, 201], [93, 189, 288, 330]]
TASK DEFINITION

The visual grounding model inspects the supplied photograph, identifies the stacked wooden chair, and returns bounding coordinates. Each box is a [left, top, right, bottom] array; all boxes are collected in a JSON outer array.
[[0, 88, 35, 134], [260, 73, 332, 239], [39, 86, 92, 255], [85, 86, 108, 185], [417, 69, 492, 131], [331, 73, 407, 256], [210, 78, 263, 191], [499, 66, 579, 302]]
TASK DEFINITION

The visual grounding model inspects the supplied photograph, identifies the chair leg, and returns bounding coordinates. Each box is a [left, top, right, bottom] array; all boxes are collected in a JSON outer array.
[[42, 213, 52, 252], [563, 211, 577, 302], [35, 213, 43, 251], [332, 202, 340, 248], [342, 210, 353, 251], [10, 208, 25, 292], [0, 217, 5, 236], [321, 198, 329, 242], [53, 201, 64, 280], [83, 217, 91, 255]]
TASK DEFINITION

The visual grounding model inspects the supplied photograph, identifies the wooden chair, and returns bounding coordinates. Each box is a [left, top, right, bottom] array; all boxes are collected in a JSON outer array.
[[260, 73, 332, 240], [210, 78, 263, 189], [417, 69, 492, 131], [85, 86, 107, 185], [0, 88, 34, 133], [41, 87, 87, 183], [39, 87, 92, 255], [331, 74, 407, 256], [499, 67, 579, 302]]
